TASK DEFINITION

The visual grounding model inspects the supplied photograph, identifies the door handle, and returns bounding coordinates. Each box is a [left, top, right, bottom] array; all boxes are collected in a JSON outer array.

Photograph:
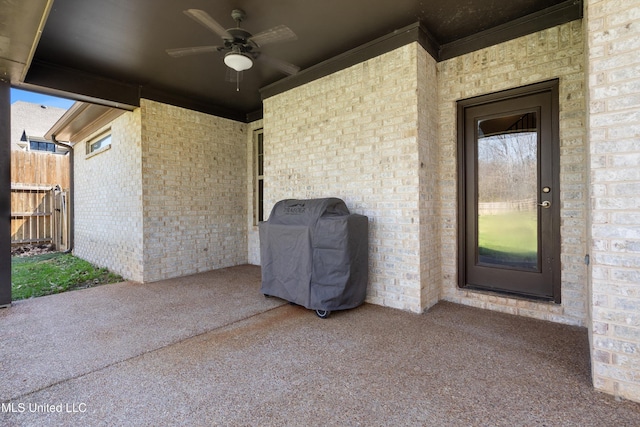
[[538, 201, 551, 208]]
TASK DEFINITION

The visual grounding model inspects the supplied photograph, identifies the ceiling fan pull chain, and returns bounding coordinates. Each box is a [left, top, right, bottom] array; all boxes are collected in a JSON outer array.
[[236, 71, 240, 91]]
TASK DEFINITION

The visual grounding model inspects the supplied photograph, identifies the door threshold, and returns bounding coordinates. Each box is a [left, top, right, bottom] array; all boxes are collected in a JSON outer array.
[[463, 285, 558, 304]]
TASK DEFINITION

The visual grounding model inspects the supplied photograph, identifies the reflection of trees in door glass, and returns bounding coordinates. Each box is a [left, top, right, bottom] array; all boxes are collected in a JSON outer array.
[[477, 132, 537, 203], [476, 113, 538, 269]]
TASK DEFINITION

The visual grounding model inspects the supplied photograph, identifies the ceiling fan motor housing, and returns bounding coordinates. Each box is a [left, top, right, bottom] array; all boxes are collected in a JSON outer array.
[[224, 28, 255, 51], [231, 9, 246, 23]]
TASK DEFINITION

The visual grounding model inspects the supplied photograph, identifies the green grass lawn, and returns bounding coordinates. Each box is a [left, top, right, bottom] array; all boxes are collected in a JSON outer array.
[[478, 211, 537, 266], [11, 253, 124, 300]]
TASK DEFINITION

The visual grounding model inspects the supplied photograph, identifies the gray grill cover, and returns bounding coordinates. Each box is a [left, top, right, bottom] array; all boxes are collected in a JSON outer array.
[[259, 198, 368, 311]]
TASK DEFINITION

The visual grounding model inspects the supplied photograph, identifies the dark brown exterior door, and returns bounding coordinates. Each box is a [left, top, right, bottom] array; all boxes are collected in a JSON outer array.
[[457, 80, 560, 302]]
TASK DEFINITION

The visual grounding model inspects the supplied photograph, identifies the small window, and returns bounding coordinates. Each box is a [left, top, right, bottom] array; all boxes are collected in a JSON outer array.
[[254, 129, 264, 225], [86, 131, 112, 156], [29, 140, 56, 152]]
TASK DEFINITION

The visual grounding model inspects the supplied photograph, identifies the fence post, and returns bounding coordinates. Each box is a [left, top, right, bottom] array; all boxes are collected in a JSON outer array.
[[60, 190, 69, 252], [52, 187, 69, 252], [53, 187, 60, 250]]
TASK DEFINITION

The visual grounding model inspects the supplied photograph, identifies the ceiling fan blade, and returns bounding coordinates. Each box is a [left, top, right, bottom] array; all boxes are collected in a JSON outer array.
[[249, 25, 297, 47], [257, 53, 300, 75], [166, 46, 221, 58], [184, 9, 232, 39]]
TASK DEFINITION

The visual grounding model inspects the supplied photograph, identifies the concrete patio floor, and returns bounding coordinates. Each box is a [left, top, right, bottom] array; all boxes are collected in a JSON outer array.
[[1, 265, 639, 426]]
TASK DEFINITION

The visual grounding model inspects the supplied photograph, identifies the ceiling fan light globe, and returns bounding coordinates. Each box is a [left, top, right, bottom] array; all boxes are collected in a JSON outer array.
[[224, 52, 253, 71]]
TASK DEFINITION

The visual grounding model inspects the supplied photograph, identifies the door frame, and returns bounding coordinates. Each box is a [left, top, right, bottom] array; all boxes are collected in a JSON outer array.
[[456, 79, 561, 303]]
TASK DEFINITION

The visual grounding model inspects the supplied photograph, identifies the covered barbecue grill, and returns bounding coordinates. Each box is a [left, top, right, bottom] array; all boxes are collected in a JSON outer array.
[[259, 198, 368, 318]]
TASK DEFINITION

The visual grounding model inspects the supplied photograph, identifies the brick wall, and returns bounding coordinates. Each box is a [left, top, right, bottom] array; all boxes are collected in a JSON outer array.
[[75, 100, 249, 282], [438, 21, 589, 326], [418, 50, 442, 309], [73, 109, 144, 281], [586, 0, 640, 402], [261, 23, 589, 321], [140, 99, 248, 282], [263, 44, 428, 312]]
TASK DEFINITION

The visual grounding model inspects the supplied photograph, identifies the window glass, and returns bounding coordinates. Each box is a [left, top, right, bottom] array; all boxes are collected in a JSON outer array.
[[477, 113, 538, 270], [30, 141, 55, 152], [254, 130, 264, 224], [90, 134, 111, 153], [87, 131, 112, 155]]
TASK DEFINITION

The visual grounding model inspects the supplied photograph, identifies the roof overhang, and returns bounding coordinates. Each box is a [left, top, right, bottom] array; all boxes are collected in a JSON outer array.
[[0, 0, 53, 84], [45, 102, 129, 144]]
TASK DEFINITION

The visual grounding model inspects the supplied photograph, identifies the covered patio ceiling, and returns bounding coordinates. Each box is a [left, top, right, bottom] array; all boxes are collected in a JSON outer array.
[[2, 0, 582, 121]]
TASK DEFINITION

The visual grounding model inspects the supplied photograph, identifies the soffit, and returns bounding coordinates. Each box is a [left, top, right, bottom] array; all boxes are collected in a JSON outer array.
[[45, 102, 127, 144]]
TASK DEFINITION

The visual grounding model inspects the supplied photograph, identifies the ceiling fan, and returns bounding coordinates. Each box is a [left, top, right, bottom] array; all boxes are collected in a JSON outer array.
[[167, 9, 300, 88]]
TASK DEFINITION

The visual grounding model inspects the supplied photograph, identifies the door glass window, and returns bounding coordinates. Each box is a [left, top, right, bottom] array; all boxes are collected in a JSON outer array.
[[476, 113, 538, 270]]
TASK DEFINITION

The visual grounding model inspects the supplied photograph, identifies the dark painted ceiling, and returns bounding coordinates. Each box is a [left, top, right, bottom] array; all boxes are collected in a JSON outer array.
[[18, 0, 580, 121]]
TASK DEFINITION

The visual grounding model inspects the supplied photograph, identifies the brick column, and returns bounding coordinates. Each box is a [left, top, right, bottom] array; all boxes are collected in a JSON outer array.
[[586, 0, 640, 403]]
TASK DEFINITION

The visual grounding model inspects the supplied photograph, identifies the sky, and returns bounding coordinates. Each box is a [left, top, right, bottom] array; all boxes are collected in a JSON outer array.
[[10, 88, 75, 110]]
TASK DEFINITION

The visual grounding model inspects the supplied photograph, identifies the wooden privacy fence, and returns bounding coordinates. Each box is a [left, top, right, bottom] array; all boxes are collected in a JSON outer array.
[[11, 150, 69, 188], [10, 185, 70, 250], [10, 151, 70, 251]]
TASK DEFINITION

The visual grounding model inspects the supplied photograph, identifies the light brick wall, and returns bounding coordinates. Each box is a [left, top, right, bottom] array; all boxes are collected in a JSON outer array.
[[140, 99, 248, 282], [73, 109, 144, 281], [437, 21, 589, 326], [74, 100, 249, 283], [418, 50, 442, 309], [586, 0, 640, 403], [263, 44, 428, 312]]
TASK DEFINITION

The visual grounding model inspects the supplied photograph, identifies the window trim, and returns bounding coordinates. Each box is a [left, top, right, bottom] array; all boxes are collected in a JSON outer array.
[[253, 129, 264, 225]]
